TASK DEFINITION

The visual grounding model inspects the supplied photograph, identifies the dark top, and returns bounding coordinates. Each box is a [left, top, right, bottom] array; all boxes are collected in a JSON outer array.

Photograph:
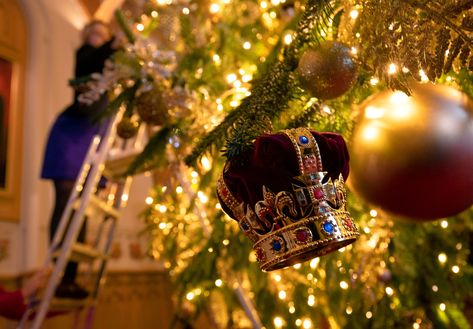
[[41, 39, 115, 180]]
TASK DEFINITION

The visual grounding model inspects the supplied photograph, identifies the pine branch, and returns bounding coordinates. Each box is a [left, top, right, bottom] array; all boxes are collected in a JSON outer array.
[[184, 0, 334, 168], [123, 122, 181, 176], [405, 0, 473, 46], [115, 9, 136, 44], [92, 83, 139, 123]]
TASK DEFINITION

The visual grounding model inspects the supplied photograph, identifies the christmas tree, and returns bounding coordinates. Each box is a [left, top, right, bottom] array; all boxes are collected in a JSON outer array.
[[87, 0, 473, 328]]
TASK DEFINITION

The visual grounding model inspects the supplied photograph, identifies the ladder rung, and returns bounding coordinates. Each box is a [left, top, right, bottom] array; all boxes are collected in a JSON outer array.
[[89, 195, 120, 218], [70, 243, 106, 262], [73, 195, 120, 218], [52, 243, 106, 263]]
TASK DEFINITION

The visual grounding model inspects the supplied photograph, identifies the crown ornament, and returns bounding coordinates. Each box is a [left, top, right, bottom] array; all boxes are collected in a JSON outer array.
[[217, 127, 359, 271]]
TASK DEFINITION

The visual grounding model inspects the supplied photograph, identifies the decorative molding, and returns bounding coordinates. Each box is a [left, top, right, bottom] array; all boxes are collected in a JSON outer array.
[[0, 0, 26, 221]]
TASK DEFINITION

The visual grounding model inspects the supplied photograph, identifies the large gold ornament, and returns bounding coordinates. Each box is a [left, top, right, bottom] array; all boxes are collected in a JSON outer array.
[[350, 82, 473, 220]]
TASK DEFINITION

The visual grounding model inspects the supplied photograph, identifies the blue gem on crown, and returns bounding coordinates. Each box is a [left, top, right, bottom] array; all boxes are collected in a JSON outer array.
[[299, 135, 309, 144], [322, 221, 335, 234], [272, 240, 282, 251]]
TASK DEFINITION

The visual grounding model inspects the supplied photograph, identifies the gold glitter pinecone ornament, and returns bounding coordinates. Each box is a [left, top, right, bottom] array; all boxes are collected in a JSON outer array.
[[135, 87, 170, 126]]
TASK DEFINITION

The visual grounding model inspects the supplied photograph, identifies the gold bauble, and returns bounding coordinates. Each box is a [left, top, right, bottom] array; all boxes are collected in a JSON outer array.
[[116, 117, 139, 139], [350, 82, 473, 220], [297, 41, 357, 100]]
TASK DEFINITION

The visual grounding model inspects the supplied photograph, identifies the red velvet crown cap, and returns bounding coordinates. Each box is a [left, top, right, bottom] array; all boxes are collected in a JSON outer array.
[[219, 130, 350, 220]]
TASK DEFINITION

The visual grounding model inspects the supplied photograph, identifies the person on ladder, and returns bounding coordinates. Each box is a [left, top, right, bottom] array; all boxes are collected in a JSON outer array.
[[41, 20, 120, 300]]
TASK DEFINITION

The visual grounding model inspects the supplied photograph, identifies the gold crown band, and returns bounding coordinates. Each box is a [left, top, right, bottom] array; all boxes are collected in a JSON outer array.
[[253, 210, 358, 271]]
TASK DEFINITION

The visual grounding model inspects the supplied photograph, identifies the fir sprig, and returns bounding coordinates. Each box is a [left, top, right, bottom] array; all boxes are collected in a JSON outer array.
[[123, 122, 182, 176]]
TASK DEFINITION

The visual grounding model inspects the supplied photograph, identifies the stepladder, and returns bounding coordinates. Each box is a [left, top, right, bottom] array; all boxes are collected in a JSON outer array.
[[18, 108, 146, 329]]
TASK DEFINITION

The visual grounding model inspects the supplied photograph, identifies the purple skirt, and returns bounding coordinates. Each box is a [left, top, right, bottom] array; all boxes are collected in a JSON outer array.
[[41, 100, 109, 181]]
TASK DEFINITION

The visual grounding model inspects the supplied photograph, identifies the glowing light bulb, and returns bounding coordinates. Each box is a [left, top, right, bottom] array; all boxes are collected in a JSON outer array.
[[274, 317, 283, 328], [176, 186, 183, 194], [226, 73, 237, 83], [322, 105, 332, 114], [284, 33, 293, 45], [419, 69, 429, 82], [388, 63, 397, 74], [310, 258, 319, 269], [243, 41, 251, 49], [370, 77, 379, 85], [302, 318, 312, 328], [346, 306, 353, 314], [369, 209, 378, 217], [307, 295, 315, 306], [440, 220, 448, 228], [186, 292, 195, 300], [439, 303, 446, 311], [278, 290, 287, 300], [366, 311, 373, 319], [159, 205, 167, 213], [215, 279, 223, 287], [182, 7, 190, 14], [340, 281, 349, 289], [438, 253, 447, 263], [350, 9, 359, 19], [151, 11, 158, 18], [293, 263, 301, 269], [136, 23, 144, 31], [274, 274, 282, 282], [200, 155, 212, 171], [242, 74, 252, 82], [213, 54, 221, 63], [385, 287, 394, 296], [451, 265, 460, 273], [432, 285, 438, 292], [145, 197, 154, 205], [209, 3, 220, 13]]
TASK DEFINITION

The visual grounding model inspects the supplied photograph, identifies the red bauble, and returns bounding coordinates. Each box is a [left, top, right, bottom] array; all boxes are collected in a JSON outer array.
[[297, 41, 357, 100], [350, 82, 473, 220]]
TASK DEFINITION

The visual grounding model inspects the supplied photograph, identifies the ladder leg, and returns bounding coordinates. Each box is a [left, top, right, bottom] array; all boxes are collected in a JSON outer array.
[[82, 177, 132, 329], [29, 211, 88, 329]]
